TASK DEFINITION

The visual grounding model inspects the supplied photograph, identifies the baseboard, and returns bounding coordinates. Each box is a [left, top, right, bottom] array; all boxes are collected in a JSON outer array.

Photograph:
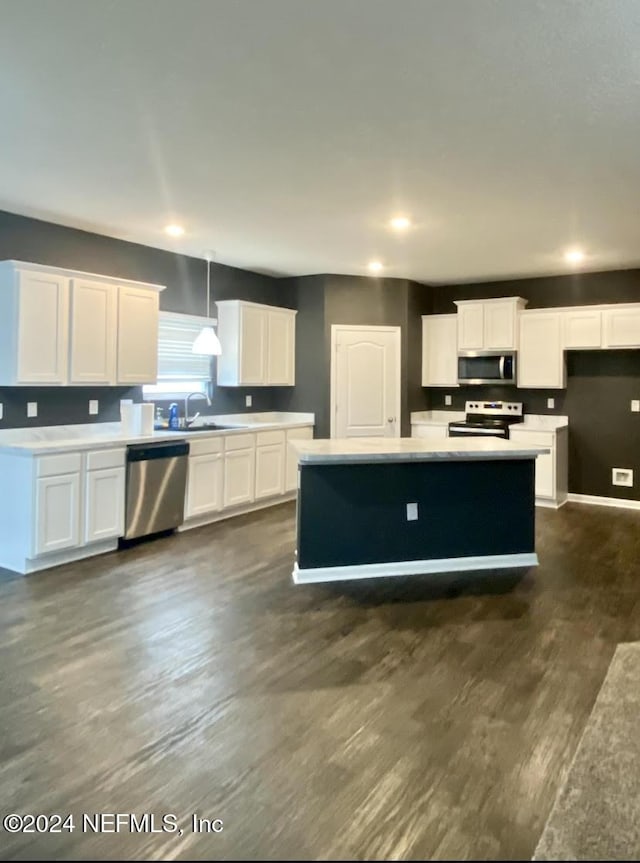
[[567, 493, 640, 511], [536, 497, 568, 510], [179, 491, 297, 532], [22, 539, 119, 575], [293, 552, 538, 585]]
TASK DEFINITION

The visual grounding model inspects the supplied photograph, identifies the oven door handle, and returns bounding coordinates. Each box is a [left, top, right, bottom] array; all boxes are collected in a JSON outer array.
[[499, 356, 506, 379]]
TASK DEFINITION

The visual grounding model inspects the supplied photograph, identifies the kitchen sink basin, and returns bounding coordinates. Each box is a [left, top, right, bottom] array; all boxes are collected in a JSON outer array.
[[155, 423, 246, 433]]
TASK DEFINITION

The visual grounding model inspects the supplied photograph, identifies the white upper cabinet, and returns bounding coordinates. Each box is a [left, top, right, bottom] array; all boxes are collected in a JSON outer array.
[[455, 297, 526, 351], [0, 264, 70, 385], [117, 286, 160, 384], [421, 314, 458, 387], [69, 278, 117, 384], [518, 310, 566, 389], [216, 300, 297, 386], [602, 306, 640, 348], [0, 261, 164, 386], [562, 308, 602, 349]]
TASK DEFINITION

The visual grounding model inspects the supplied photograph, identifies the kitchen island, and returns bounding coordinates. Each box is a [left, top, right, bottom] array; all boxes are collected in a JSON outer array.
[[290, 437, 548, 584]]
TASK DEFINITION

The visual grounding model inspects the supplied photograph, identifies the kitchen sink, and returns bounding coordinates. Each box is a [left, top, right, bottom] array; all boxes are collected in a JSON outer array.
[[155, 423, 246, 433]]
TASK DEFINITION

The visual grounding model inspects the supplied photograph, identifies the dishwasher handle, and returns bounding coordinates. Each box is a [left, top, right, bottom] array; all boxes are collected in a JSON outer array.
[[127, 441, 190, 462]]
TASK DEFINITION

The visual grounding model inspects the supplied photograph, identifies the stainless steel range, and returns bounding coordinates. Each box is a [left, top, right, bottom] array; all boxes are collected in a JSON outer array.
[[448, 400, 524, 439]]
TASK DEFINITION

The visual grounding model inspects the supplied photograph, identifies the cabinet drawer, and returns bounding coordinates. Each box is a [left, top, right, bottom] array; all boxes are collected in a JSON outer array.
[[188, 435, 224, 457], [224, 432, 255, 451], [510, 429, 555, 448], [256, 429, 286, 447], [36, 452, 82, 477], [411, 424, 448, 440], [86, 448, 125, 471]]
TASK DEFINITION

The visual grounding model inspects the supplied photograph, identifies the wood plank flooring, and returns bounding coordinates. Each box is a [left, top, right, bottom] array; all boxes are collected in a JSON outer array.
[[1, 501, 640, 860]]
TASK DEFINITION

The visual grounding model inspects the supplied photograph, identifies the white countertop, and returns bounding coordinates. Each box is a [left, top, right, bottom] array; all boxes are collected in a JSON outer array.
[[290, 436, 549, 465], [0, 412, 315, 457], [410, 410, 568, 431]]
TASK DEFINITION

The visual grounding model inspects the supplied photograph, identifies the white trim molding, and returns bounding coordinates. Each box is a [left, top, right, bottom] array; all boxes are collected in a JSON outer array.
[[293, 552, 538, 585], [567, 493, 640, 511]]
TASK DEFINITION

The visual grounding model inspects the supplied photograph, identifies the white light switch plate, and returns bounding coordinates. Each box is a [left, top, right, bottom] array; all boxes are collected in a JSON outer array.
[[406, 502, 418, 521], [445, 395, 452, 406], [631, 400, 640, 413], [0, 403, 3, 420], [27, 402, 37, 418], [245, 395, 252, 407], [89, 399, 99, 415], [547, 398, 555, 409]]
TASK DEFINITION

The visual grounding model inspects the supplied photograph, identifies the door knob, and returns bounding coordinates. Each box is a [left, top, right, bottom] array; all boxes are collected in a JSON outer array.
[[387, 417, 395, 422]]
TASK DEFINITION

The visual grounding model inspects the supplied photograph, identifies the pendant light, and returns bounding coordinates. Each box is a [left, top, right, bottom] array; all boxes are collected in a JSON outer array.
[[192, 251, 222, 355]]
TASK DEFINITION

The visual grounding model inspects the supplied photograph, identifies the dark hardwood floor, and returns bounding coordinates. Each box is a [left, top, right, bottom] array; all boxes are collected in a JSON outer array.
[[1, 501, 640, 860]]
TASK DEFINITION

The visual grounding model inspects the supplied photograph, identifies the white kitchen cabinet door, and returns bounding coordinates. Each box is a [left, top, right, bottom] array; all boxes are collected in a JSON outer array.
[[534, 451, 555, 499], [411, 425, 448, 440], [186, 453, 223, 517], [518, 312, 566, 388], [223, 448, 255, 508], [285, 426, 313, 491], [117, 286, 159, 384], [17, 269, 69, 384], [239, 305, 267, 385], [85, 466, 125, 543], [457, 303, 484, 350], [69, 279, 117, 384], [421, 315, 458, 386], [34, 473, 81, 555], [563, 309, 602, 349], [267, 309, 295, 385], [255, 443, 285, 499], [484, 300, 517, 350], [603, 307, 640, 348]]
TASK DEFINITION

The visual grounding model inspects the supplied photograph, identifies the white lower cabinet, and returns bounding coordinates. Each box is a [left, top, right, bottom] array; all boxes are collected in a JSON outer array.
[[286, 426, 314, 491], [411, 424, 448, 441], [223, 434, 256, 508], [509, 427, 568, 507], [186, 453, 223, 517], [255, 431, 285, 499], [35, 472, 81, 555], [85, 466, 125, 543]]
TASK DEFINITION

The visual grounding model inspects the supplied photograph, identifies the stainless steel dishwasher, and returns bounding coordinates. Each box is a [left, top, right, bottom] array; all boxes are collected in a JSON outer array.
[[124, 441, 190, 539]]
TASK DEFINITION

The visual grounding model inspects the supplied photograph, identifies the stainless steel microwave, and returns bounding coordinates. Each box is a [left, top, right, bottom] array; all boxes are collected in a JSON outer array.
[[457, 351, 517, 386]]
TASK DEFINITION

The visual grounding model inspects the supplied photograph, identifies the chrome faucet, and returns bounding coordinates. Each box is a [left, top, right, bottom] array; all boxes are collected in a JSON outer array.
[[184, 391, 211, 426]]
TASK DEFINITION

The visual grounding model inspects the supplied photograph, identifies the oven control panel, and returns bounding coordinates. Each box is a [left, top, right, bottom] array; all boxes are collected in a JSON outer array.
[[464, 401, 523, 417]]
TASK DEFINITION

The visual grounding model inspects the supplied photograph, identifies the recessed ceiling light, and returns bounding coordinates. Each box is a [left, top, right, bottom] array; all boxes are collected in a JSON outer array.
[[564, 248, 585, 265], [164, 224, 185, 237], [368, 260, 384, 273], [389, 216, 411, 231]]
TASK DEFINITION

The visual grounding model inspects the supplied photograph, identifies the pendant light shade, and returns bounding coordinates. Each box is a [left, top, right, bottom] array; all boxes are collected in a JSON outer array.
[[192, 252, 222, 356]]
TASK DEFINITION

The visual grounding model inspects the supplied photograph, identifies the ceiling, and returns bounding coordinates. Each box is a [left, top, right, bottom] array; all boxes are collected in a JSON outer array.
[[1, 0, 639, 283]]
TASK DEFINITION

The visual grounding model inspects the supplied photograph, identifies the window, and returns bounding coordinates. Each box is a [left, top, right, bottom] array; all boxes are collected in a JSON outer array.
[[143, 311, 215, 400]]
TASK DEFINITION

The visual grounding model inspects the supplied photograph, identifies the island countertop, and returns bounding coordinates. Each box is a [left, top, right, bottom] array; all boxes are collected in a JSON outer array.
[[291, 436, 549, 465]]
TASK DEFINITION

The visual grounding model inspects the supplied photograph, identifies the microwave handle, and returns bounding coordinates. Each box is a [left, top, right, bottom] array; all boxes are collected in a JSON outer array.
[[499, 356, 505, 379]]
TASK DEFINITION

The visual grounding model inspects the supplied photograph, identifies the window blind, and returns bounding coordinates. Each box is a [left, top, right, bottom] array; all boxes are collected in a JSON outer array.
[[157, 311, 215, 381]]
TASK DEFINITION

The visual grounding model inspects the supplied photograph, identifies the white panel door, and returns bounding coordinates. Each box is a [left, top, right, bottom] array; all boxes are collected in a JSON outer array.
[[332, 326, 401, 438], [563, 309, 602, 349], [223, 448, 255, 507], [457, 303, 484, 350], [267, 309, 295, 385], [285, 426, 313, 491], [117, 287, 159, 384], [185, 453, 223, 517], [422, 315, 458, 386], [239, 305, 267, 384], [85, 467, 125, 542], [34, 473, 80, 555], [603, 308, 640, 348], [484, 301, 516, 350], [70, 279, 117, 384], [255, 443, 285, 499], [17, 270, 69, 384], [518, 312, 565, 388]]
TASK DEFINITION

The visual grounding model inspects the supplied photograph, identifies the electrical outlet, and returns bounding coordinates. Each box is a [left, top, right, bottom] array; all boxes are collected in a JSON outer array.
[[406, 502, 418, 521], [89, 399, 99, 415], [547, 398, 555, 409], [445, 395, 452, 406], [612, 468, 633, 488], [27, 402, 37, 418], [631, 400, 640, 413], [245, 395, 252, 407]]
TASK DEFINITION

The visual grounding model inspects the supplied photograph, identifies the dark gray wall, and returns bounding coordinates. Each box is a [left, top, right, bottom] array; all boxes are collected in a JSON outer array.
[[0, 210, 293, 427], [431, 268, 640, 499]]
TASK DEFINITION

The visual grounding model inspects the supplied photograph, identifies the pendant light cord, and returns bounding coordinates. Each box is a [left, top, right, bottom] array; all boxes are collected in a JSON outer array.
[[206, 256, 210, 319]]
